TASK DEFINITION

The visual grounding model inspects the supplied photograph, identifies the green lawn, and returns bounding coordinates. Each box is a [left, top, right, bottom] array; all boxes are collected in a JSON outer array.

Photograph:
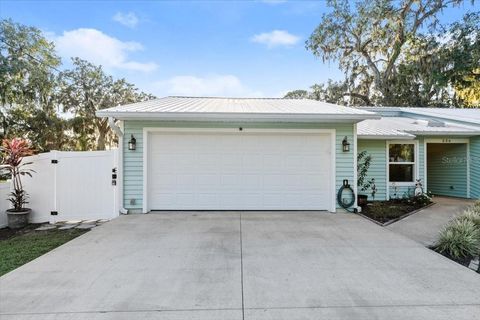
[[0, 228, 87, 277]]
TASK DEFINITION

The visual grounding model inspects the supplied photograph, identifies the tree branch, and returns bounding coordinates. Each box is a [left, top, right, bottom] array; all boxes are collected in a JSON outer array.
[[343, 92, 372, 105]]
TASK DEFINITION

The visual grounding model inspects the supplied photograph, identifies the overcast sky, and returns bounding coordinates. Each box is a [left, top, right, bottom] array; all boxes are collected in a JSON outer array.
[[1, 0, 476, 98]]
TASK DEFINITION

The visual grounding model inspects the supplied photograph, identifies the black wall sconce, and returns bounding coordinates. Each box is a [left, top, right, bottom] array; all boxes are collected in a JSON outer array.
[[128, 134, 136, 151], [342, 136, 350, 152]]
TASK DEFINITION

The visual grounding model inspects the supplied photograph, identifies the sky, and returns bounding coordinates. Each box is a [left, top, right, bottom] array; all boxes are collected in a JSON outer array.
[[0, 0, 477, 98]]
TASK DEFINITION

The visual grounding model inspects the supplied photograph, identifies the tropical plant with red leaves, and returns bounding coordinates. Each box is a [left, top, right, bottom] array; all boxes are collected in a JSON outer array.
[[0, 139, 35, 211]]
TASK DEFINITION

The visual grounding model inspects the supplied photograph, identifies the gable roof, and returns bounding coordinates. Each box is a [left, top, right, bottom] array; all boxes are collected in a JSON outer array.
[[96, 96, 379, 122]]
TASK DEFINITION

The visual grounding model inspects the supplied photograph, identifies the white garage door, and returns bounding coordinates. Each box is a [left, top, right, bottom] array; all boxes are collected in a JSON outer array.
[[146, 130, 334, 211]]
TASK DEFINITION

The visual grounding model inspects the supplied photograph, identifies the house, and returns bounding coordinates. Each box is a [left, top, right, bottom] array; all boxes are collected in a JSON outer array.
[[97, 97, 480, 214], [357, 107, 480, 201]]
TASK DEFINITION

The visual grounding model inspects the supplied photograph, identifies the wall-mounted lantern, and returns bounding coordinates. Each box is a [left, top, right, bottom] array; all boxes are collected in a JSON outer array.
[[128, 134, 136, 151], [342, 136, 350, 152]]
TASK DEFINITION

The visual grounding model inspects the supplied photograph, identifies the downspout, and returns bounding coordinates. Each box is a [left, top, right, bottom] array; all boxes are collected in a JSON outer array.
[[108, 117, 128, 215]]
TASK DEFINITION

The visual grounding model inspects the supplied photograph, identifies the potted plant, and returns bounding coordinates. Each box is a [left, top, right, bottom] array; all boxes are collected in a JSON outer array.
[[357, 151, 373, 206], [0, 138, 34, 229]]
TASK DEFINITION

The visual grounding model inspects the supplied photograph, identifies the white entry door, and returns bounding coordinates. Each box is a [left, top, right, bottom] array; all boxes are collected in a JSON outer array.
[[146, 130, 334, 211]]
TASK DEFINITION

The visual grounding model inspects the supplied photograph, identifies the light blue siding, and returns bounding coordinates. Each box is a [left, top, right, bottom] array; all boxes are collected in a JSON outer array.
[[359, 139, 424, 200], [123, 121, 355, 211], [470, 136, 480, 199], [358, 140, 387, 201]]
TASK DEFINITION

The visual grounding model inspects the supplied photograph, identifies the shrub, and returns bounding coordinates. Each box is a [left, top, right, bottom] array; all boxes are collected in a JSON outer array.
[[471, 201, 480, 214], [411, 193, 432, 207], [357, 151, 373, 192], [456, 208, 480, 229], [435, 219, 480, 264]]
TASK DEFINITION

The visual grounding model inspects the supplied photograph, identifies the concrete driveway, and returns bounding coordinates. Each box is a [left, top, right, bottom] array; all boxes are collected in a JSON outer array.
[[1, 212, 479, 320]]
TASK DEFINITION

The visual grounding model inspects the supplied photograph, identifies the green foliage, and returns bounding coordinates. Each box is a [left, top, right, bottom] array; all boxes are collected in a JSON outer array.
[[7, 189, 28, 212], [0, 18, 156, 151], [411, 192, 433, 207], [388, 12, 480, 107], [0, 19, 70, 151], [456, 209, 480, 229], [300, 0, 476, 107], [357, 151, 372, 191], [0, 19, 61, 108], [435, 219, 480, 262], [471, 201, 480, 213], [59, 58, 155, 150], [284, 80, 350, 105], [0, 138, 35, 211], [284, 90, 309, 99]]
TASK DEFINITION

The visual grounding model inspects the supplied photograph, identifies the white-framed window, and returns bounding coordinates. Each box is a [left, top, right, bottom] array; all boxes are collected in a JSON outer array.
[[388, 142, 417, 184]]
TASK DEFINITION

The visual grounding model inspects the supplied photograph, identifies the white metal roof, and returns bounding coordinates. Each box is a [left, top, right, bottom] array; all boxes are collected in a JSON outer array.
[[359, 107, 480, 126], [96, 96, 379, 122], [400, 108, 480, 125], [358, 116, 480, 139], [357, 120, 415, 139]]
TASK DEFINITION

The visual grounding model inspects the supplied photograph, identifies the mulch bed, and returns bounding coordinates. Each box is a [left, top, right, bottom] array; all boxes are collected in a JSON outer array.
[[360, 198, 433, 225]]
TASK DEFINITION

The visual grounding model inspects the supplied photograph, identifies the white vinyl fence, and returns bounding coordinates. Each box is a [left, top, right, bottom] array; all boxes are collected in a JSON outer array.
[[0, 150, 119, 226], [0, 183, 10, 228]]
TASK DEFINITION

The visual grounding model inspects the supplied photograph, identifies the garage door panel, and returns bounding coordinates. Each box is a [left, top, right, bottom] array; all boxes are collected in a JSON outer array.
[[241, 175, 263, 189], [147, 131, 333, 210]]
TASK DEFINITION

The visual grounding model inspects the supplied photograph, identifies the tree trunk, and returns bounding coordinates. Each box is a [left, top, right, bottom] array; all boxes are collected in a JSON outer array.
[[96, 132, 106, 150], [343, 92, 372, 105]]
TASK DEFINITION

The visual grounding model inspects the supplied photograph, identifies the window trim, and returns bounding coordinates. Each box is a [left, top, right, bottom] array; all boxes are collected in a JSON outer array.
[[386, 140, 419, 187]]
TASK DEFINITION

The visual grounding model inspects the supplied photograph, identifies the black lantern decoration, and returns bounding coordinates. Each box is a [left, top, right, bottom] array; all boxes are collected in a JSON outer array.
[[342, 136, 350, 152], [128, 134, 136, 151]]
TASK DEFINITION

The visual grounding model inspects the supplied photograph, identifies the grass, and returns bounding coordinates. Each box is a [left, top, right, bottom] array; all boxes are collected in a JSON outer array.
[[0, 227, 87, 277]]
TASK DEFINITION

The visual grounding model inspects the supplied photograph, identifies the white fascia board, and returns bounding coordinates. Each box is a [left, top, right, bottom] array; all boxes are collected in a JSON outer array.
[[95, 111, 380, 123], [405, 131, 480, 136], [357, 134, 415, 140]]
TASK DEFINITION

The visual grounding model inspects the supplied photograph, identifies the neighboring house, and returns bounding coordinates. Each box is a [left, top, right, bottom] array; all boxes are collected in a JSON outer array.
[[97, 97, 480, 214]]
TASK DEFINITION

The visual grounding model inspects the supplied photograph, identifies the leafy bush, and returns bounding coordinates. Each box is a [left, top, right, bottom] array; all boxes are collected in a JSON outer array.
[[471, 201, 480, 213], [357, 151, 372, 192], [456, 208, 480, 229], [409, 192, 433, 207], [435, 219, 480, 264]]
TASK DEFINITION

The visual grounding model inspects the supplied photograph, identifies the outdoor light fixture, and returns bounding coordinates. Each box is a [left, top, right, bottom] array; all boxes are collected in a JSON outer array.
[[128, 134, 136, 151], [342, 136, 350, 152]]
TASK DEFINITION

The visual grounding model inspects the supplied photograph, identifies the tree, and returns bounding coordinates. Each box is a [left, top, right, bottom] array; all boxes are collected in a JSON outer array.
[[284, 80, 354, 105], [387, 12, 480, 107], [284, 90, 309, 99], [444, 12, 480, 107], [306, 0, 465, 105], [0, 19, 70, 150], [60, 58, 155, 150]]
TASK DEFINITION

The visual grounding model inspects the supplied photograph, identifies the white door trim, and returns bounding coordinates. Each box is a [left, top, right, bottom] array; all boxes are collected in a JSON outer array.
[[142, 127, 337, 213], [423, 138, 470, 198]]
